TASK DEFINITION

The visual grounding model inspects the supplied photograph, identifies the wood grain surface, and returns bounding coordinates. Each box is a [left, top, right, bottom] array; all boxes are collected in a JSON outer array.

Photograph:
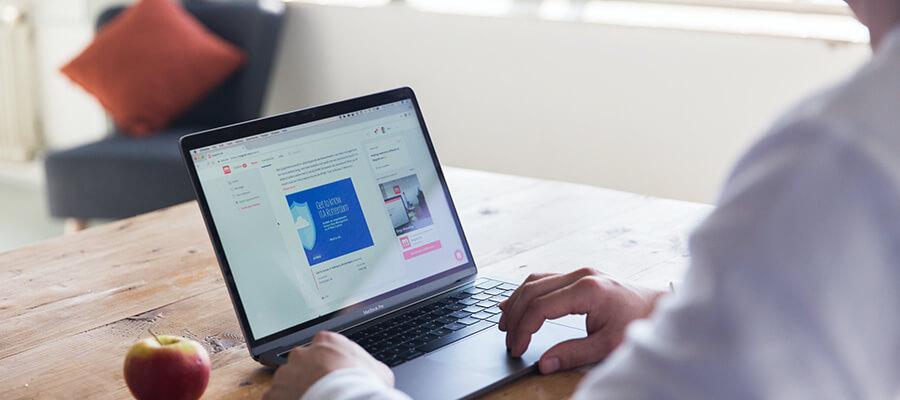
[[0, 167, 711, 399]]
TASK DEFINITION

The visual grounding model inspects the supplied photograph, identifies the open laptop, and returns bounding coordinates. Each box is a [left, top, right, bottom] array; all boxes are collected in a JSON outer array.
[[179, 87, 583, 399]]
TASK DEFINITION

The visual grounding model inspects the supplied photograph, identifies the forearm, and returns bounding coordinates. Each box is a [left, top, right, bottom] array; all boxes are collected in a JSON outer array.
[[301, 369, 411, 400]]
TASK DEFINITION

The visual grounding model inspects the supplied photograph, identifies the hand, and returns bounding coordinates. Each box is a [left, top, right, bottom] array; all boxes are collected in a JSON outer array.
[[263, 331, 394, 400], [498, 268, 664, 374]]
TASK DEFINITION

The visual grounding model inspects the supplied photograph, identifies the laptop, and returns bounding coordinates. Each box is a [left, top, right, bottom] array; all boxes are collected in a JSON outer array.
[[179, 87, 584, 399]]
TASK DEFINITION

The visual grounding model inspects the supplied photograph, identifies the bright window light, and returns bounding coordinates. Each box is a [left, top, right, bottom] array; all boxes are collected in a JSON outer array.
[[539, 0, 572, 20], [582, 0, 867, 43], [0, 5, 23, 24], [406, 0, 514, 17], [282, 0, 390, 7]]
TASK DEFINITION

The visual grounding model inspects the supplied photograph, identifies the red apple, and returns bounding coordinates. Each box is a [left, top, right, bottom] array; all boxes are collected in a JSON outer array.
[[123, 334, 211, 400]]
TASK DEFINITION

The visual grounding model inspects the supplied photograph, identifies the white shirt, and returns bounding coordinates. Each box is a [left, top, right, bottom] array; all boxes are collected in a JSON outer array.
[[301, 26, 900, 400]]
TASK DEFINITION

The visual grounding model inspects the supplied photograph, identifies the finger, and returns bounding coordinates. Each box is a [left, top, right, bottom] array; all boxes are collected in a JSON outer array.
[[317, 331, 375, 365], [327, 331, 369, 354], [319, 330, 360, 348], [499, 272, 564, 331], [372, 359, 396, 387], [501, 269, 599, 331], [537, 332, 619, 374], [286, 345, 308, 363], [499, 272, 554, 315], [509, 276, 606, 357], [500, 268, 596, 338], [312, 330, 339, 344], [500, 272, 554, 313]]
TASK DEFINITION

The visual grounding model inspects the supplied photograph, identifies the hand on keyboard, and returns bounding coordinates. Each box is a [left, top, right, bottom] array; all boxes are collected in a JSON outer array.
[[265, 331, 393, 400], [498, 268, 665, 374]]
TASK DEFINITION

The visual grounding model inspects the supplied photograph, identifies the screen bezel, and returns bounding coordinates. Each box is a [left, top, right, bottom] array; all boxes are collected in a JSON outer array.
[[179, 87, 478, 350]]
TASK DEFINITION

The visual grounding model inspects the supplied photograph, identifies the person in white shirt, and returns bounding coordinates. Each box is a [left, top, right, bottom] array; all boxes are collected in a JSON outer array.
[[263, 0, 900, 398]]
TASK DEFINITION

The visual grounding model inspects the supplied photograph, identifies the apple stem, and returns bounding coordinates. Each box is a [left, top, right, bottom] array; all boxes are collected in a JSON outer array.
[[148, 328, 162, 345]]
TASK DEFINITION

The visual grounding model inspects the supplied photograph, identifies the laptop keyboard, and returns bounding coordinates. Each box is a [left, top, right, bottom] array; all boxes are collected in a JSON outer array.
[[343, 278, 517, 367]]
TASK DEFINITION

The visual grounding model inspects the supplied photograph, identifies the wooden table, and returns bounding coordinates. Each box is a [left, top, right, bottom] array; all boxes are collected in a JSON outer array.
[[0, 168, 711, 399]]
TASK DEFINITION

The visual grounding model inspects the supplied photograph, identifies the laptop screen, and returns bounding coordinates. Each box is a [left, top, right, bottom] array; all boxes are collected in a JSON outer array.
[[189, 99, 470, 340]]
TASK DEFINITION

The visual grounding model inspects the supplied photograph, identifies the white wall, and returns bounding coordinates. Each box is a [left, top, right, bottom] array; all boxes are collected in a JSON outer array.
[[264, 4, 870, 203], [30, 0, 111, 149], [27, 1, 870, 203]]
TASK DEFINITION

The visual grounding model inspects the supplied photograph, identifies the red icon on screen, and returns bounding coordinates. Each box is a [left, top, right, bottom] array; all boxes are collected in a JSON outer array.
[[242, 163, 247, 168], [393, 185, 401, 194], [454, 250, 464, 261], [223, 165, 231, 174], [400, 236, 411, 249]]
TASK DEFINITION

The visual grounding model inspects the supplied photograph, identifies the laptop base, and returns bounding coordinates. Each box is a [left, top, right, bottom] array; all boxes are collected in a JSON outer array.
[[395, 318, 584, 399]]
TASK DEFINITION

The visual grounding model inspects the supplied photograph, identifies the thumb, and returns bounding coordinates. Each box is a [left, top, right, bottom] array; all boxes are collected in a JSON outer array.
[[537, 334, 619, 374]]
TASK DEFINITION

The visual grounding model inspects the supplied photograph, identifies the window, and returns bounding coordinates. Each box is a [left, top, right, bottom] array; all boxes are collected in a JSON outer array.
[[283, 0, 390, 7], [285, 0, 849, 14], [281, 0, 865, 43]]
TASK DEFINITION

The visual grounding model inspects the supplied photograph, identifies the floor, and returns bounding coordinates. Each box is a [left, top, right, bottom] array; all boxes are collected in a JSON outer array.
[[0, 182, 64, 253]]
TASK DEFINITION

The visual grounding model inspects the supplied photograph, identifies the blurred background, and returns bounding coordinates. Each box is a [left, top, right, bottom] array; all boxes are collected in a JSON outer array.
[[0, 0, 869, 251]]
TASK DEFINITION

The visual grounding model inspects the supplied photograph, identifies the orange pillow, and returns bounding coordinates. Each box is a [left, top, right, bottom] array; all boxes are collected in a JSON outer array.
[[61, 0, 246, 136]]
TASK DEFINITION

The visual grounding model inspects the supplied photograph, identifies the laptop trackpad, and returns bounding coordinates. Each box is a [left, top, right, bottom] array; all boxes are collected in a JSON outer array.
[[426, 321, 584, 374], [395, 321, 584, 399]]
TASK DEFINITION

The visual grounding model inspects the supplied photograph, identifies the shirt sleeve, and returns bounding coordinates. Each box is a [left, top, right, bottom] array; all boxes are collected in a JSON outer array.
[[573, 119, 900, 399], [301, 369, 412, 400]]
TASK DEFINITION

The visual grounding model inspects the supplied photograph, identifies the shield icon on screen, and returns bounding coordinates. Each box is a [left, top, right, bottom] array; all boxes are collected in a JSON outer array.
[[290, 201, 316, 251]]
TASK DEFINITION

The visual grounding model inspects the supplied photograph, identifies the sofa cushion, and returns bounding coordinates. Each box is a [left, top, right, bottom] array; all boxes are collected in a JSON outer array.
[[60, 0, 246, 136]]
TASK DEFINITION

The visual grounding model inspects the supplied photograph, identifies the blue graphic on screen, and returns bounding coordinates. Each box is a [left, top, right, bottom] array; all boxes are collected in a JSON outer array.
[[290, 202, 317, 251], [285, 178, 374, 266]]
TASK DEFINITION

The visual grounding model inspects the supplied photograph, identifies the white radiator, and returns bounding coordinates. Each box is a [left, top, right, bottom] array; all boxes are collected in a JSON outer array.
[[0, 3, 41, 162]]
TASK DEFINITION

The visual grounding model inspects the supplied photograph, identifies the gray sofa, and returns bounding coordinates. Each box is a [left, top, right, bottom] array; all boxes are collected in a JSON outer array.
[[45, 1, 284, 224]]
